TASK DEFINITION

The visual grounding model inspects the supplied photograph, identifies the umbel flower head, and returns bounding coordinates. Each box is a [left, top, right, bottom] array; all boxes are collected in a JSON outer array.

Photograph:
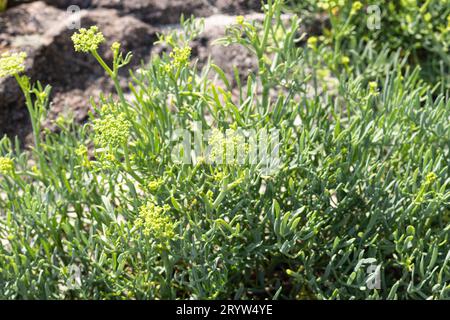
[[170, 46, 191, 69], [135, 201, 175, 243], [111, 41, 121, 53], [368, 81, 379, 95], [0, 157, 14, 175], [425, 172, 437, 185], [351, 1, 363, 15], [71, 26, 105, 52], [0, 51, 27, 79], [307, 36, 318, 49], [208, 128, 225, 161], [148, 178, 164, 192], [208, 127, 246, 164], [93, 112, 131, 148]]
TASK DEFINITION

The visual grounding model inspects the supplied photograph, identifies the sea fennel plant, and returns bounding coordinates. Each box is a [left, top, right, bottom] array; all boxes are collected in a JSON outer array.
[[0, 0, 449, 300]]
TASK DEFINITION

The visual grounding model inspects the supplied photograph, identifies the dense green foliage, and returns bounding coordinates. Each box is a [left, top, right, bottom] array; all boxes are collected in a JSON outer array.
[[0, 1, 448, 299], [288, 0, 450, 88]]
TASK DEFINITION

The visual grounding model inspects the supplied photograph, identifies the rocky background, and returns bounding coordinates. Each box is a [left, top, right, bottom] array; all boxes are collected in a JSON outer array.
[[0, 0, 262, 143]]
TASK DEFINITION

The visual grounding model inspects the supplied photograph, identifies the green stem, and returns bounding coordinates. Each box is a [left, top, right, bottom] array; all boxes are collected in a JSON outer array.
[[15, 75, 39, 149], [257, 0, 275, 114], [91, 50, 127, 106], [14, 74, 47, 180]]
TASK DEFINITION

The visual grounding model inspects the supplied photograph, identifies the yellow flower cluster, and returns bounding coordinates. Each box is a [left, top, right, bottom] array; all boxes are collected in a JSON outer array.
[[213, 170, 225, 182], [425, 172, 437, 185], [341, 55, 350, 65], [75, 145, 91, 168], [208, 128, 225, 160], [148, 178, 164, 192], [165, 46, 191, 72], [0, 157, 14, 175], [135, 202, 174, 240], [307, 36, 318, 49], [93, 112, 131, 148], [318, 0, 345, 10], [0, 52, 27, 79], [351, 1, 363, 15], [414, 172, 439, 204], [71, 26, 105, 53], [368, 81, 378, 95], [75, 145, 88, 157], [225, 128, 245, 160], [111, 42, 121, 52], [208, 128, 246, 164]]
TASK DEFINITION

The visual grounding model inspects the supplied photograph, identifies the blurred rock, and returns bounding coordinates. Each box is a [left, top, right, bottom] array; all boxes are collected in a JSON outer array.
[[212, 0, 261, 13], [91, 0, 215, 25], [9, 0, 258, 25]]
